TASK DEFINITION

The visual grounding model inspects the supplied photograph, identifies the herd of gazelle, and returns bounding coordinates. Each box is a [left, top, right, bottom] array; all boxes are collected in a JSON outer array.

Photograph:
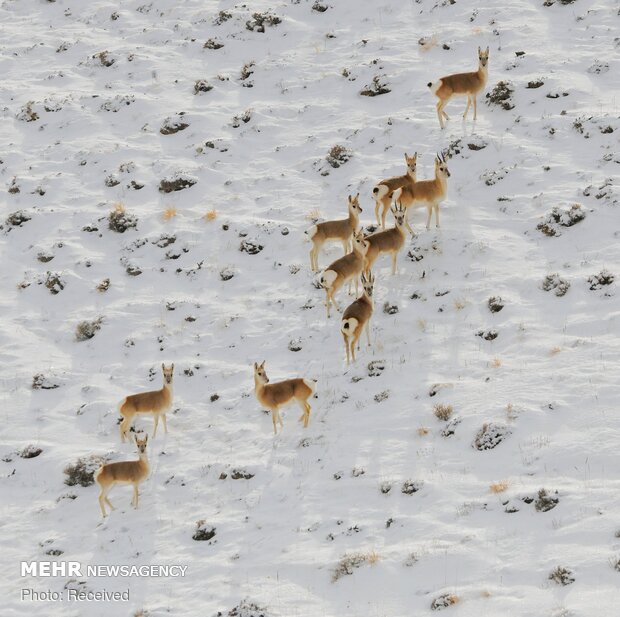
[[94, 48, 489, 515]]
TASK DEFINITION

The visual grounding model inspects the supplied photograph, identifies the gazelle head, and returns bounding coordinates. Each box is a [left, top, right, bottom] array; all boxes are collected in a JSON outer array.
[[348, 193, 362, 214], [134, 433, 148, 453], [478, 46, 489, 68], [390, 203, 406, 227], [404, 152, 417, 175], [162, 363, 174, 384], [435, 152, 451, 179], [254, 360, 269, 384], [361, 271, 375, 298], [352, 230, 370, 256]]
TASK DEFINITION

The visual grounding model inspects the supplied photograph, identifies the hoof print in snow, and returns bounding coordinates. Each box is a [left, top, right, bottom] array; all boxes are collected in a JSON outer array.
[[19, 445, 43, 459], [159, 175, 196, 193], [486, 81, 515, 110], [108, 204, 137, 232], [549, 566, 574, 586], [431, 594, 459, 610], [473, 423, 510, 450], [75, 318, 103, 342], [541, 273, 570, 297], [239, 239, 263, 254], [367, 360, 385, 377], [192, 521, 216, 542], [360, 75, 391, 97], [534, 488, 559, 512], [401, 480, 423, 495], [246, 11, 282, 33], [476, 329, 498, 341], [487, 296, 504, 313], [587, 269, 614, 291], [32, 373, 60, 390]]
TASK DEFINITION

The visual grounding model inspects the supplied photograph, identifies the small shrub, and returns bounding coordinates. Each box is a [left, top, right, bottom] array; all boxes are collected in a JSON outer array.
[[332, 552, 376, 582], [215, 599, 268, 617], [534, 488, 559, 512], [19, 445, 43, 459], [374, 390, 389, 403], [548, 566, 574, 586], [159, 175, 196, 193], [32, 374, 60, 390], [160, 116, 189, 135], [204, 38, 224, 50], [64, 455, 107, 486], [401, 480, 423, 495], [441, 417, 461, 437], [246, 11, 281, 32], [193, 520, 216, 542], [97, 278, 110, 292], [473, 423, 511, 450], [587, 269, 615, 290], [367, 360, 385, 377], [6, 210, 31, 227], [379, 481, 392, 494], [239, 239, 263, 255], [476, 329, 498, 341], [541, 273, 570, 297], [326, 145, 352, 169], [486, 81, 515, 109], [383, 302, 398, 314], [488, 296, 504, 313], [434, 404, 453, 421], [93, 50, 114, 67], [230, 469, 254, 480], [360, 75, 391, 97], [16, 102, 39, 122], [194, 79, 213, 94], [108, 203, 137, 232], [431, 594, 459, 610], [44, 272, 65, 295], [76, 317, 103, 342], [490, 480, 509, 493]]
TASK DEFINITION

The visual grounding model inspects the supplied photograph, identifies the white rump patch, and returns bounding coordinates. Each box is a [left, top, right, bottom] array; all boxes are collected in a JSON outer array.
[[341, 317, 359, 336], [306, 224, 318, 239], [373, 184, 389, 200], [321, 269, 338, 288], [429, 79, 442, 95]]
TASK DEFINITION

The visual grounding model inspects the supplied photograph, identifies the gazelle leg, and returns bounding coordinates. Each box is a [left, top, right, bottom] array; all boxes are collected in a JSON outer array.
[[309, 247, 315, 272], [436, 101, 444, 129], [98, 491, 107, 517], [473, 96, 478, 120], [132, 485, 139, 508], [435, 204, 440, 228], [366, 322, 371, 346], [105, 496, 115, 511], [120, 416, 129, 442], [405, 210, 414, 236], [426, 205, 433, 230], [463, 96, 471, 120], [303, 401, 311, 428], [374, 199, 381, 226], [381, 198, 390, 229], [271, 408, 278, 434], [152, 414, 159, 438], [343, 333, 350, 365], [342, 240, 348, 255], [392, 252, 397, 275], [162, 412, 168, 434]]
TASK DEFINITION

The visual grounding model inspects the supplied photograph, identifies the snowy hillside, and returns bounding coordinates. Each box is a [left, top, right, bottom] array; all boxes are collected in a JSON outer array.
[[1, 0, 619, 615]]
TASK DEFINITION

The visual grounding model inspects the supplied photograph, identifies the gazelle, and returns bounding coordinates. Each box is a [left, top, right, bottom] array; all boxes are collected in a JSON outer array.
[[427, 47, 490, 129], [320, 230, 369, 318], [119, 364, 174, 442], [307, 194, 362, 272], [253, 361, 317, 434], [363, 203, 407, 276], [341, 271, 375, 365], [391, 153, 450, 231], [94, 433, 149, 517], [373, 153, 417, 229]]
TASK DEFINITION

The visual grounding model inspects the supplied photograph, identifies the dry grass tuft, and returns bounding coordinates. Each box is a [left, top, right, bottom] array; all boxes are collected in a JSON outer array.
[[490, 480, 509, 493], [490, 357, 502, 368], [306, 207, 321, 223], [113, 202, 125, 214], [417, 426, 430, 437], [549, 346, 562, 356], [332, 551, 379, 582], [418, 35, 438, 51], [433, 404, 453, 421], [163, 206, 177, 220], [453, 297, 468, 310], [204, 208, 217, 221]]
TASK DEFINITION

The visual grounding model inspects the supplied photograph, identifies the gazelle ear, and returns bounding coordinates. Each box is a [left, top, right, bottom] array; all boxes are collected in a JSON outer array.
[[486, 46, 489, 54], [254, 362, 258, 369], [260, 360, 266, 368], [478, 46, 481, 54], [355, 192, 360, 199], [171, 363, 174, 371], [404, 152, 408, 159], [162, 363, 165, 370], [348, 194, 353, 202]]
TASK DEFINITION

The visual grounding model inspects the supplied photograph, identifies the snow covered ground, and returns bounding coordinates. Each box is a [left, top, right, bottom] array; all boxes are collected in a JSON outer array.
[[1, 0, 619, 615]]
